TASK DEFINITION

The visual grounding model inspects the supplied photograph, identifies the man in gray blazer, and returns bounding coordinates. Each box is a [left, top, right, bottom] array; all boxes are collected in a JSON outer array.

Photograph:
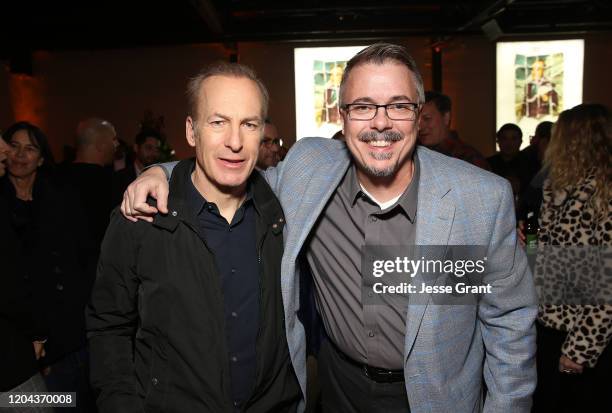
[[122, 43, 537, 413]]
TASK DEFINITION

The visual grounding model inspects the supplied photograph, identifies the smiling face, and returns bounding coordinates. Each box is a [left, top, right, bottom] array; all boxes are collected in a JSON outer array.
[[7, 129, 44, 179], [186, 75, 264, 193], [341, 62, 420, 179]]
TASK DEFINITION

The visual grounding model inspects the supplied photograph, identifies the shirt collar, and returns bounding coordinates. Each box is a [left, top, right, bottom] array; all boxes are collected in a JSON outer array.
[[186, 169, 253, 217], [343, 155, 420, 223]]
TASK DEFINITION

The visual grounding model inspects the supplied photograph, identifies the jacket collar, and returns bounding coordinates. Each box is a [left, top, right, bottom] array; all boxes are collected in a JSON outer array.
[[153, 159, 284, 234]]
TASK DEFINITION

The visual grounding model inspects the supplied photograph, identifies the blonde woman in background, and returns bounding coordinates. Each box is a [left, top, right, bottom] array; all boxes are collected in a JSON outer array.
[[533, 103, 612, 412]]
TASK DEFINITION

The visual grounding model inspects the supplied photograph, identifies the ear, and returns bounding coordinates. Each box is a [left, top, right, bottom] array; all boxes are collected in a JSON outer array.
[[339, 107, 346, 135], [185, 116, 197, 148], [37, 157, 44, 167], [442, 111, 451, 128]]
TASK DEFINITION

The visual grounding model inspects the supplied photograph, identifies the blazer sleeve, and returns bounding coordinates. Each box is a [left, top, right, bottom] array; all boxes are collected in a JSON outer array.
[[86, 210, 145, 413], [156, 161, 179, 181], [478, 181, 538, 413], [261, 163, 281, 193]]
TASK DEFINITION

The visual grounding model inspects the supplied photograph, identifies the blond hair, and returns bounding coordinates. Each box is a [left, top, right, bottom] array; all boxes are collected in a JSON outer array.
[[544, 103, 611, 218]]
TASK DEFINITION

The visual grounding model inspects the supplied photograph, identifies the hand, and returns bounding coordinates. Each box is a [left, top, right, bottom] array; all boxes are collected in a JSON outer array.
[[517, 220, 526, 247], [121, 166, 169, 222], [32, 341, 45, 360], [559, 355, 584, 374]]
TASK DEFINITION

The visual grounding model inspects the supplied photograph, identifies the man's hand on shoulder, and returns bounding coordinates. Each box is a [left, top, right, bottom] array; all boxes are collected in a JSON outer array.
[[121, 166, 169, 222]]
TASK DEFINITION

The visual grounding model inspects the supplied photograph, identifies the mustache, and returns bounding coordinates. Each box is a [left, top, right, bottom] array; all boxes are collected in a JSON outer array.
[[358, 130, 403, 142]]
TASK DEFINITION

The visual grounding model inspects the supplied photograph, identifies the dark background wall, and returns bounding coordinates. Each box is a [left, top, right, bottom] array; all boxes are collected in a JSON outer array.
[[1, 33, 611, 160]]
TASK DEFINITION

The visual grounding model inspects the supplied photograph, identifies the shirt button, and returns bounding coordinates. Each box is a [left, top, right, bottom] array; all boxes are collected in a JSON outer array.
[[231, 356, 238, 362], [151, 377, 159, 386], [371, 216, 377, 222], [233, 401, 240, 407], [368, 292, 373, 297], [231, 312, 238, 318], [171, 211, 178, 217], [229, 228, 232, 232], [368, 331, 375, 338], [231, 268, 236, 274]]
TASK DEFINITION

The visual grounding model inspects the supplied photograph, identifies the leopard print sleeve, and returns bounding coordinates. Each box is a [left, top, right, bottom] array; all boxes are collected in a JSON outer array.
[[537, 176, 612, 368]]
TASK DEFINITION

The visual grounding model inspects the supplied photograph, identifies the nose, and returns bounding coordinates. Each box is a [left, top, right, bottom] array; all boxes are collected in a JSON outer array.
[[13, 145, 26, 157], [226, 124, 243, 152], [370, 106, 393, 131]]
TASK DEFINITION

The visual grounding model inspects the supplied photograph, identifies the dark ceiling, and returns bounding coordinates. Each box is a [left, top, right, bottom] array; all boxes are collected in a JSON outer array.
[[1, 0, 611, 58]]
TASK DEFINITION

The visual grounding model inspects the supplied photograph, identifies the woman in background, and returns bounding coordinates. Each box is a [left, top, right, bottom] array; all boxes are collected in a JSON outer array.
[[1, 122, 96, 412], [533, 104, 612, 412], [0, 131, 51, 411]]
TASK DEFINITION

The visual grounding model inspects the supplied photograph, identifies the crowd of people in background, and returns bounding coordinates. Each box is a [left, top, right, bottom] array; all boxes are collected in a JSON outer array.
[[0, 45, 610, 413], [0, 119, 165, 411]]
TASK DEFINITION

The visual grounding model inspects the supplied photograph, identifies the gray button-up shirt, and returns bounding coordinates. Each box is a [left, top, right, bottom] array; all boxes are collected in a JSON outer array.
[[306, 156, 419, 369]]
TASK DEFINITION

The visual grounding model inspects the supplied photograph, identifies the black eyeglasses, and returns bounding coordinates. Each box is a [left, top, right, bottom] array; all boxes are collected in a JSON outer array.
[[341, 102, 420, 121]]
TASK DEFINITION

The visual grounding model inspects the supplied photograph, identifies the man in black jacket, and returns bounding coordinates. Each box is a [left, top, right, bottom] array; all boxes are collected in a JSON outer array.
[[87, 63, 301, 412]]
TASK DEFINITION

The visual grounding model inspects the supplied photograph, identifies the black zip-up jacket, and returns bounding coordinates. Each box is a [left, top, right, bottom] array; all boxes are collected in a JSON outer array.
[[87, 159, 301, 412]]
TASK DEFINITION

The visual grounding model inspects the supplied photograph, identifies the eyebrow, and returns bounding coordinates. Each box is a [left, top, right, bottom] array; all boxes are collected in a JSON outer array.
[[349, 95, 417, 104], [208, 113, 262, 123], [241, 116, 263, 123], [208, 112, 231, 121], [11, 140, 39, 148]]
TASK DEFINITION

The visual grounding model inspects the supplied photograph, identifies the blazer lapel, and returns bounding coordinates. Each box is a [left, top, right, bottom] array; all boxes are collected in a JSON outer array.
[[285, 149, 351, 262], [404, 147, 456, 362]]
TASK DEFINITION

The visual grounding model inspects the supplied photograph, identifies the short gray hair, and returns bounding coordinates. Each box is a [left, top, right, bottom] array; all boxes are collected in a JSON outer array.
[[186, 62, 269, 120], [339, 43, 425, 106]]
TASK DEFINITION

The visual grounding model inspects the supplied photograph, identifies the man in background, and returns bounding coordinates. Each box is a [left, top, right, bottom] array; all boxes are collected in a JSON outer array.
[[60, 117, 117, 247], [519, 121, 553, 185], [488, 123, 527, 201], [488, 124, 523, 176], [418, 91, 490, 170], [256, 120, 282, 170], [112, 129, 161, 205]]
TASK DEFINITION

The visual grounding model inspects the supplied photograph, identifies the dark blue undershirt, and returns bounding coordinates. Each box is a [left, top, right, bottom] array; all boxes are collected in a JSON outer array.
[[188, 178, 260, 411]]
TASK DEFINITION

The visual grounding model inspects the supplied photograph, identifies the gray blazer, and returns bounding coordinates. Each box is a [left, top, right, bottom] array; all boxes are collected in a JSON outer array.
[[162, 137, 537, 412], [262, 137, 537, 413]]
